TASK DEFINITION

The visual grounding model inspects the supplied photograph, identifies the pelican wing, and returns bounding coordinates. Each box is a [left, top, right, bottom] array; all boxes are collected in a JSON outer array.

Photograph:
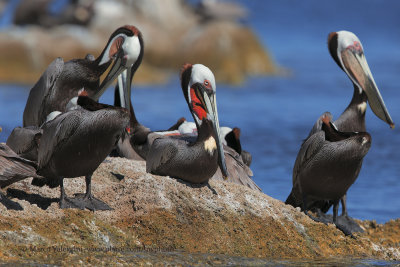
[[37, 111, 80, 169], [293, 112, 333, 184], [6, 126, 42, 160], [0, 143, 39, 188], [146, 137, 179, 174], [23, 57, 64, 127]]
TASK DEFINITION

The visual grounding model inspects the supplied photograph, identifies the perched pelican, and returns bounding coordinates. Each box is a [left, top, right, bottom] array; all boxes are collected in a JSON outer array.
[[116, 63, 229, 182], [286, 113, 371, 235], [286, 31, 394, 235], [23, 25, 143, 127], [31, 96, 130, 210], [145, 64, 228, 183], [114, 62, 259, 189]]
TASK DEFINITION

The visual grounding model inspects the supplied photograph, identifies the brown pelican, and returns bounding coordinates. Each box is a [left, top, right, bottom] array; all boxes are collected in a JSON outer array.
[[286, 113, 371, 235], [286, 31, 394, 235], [116, 63, 229, 182], [137, 116, 258, 189], [31, 96, 130, 210], [115, 62, 259, 189], [145, 63, 228, 183], [23, 25, 143, 127]]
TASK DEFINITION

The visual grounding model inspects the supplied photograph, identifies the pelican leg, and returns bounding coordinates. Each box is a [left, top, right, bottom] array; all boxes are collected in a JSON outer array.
[[59, 177, 83, 209], [332, 200, 355, 237], [337, 194, 364, 233], [341, 194, 348, 216], [72, 174, 112, 211]]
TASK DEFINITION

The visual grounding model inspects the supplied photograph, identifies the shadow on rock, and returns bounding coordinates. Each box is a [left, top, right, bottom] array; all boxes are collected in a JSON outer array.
[[175, 179, 218, 195], [111, 172, 125, 181], [7, 188, 58, 210], [0, 191, 23, 210]]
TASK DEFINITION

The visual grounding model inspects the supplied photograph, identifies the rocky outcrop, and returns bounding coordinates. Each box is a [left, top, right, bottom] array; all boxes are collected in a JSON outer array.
[[0, 157, 399, 265], [0, 1, 277, 85]]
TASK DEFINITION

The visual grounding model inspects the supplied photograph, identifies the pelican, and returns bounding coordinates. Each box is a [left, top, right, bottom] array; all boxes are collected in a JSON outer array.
[[30, 96, 130, 210], [114, 62, 259, 189], [145, 64, 228, 183], [23, 25, 143, 127], [286, 31, 394, 235], [114, 63, 229, 182], [286, 113, 371, 235]]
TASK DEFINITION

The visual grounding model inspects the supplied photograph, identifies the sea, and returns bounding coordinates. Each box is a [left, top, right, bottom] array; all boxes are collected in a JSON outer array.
[[0, 0, 399, 229]]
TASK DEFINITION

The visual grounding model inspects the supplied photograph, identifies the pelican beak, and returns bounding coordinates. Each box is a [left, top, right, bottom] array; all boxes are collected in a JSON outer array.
[[341, 48, 395, 128], [117, 68, 132, 109], [93, 53, 128, 102], [201, 87, 229, 179]]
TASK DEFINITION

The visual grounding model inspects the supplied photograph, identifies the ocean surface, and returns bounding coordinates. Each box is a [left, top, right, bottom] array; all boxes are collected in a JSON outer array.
[[1, 0, 400, 224]]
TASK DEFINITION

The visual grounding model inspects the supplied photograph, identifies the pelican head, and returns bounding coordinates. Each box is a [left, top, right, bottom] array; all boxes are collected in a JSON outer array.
[[93, 25, 144, 109], [328, 30, 394, 128], [181, 63, 228, 178]]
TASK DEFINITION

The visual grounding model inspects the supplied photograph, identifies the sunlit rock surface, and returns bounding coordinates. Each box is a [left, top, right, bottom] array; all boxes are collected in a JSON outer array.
[[0, 157, 399, 265], [0, 0, 277, 85]]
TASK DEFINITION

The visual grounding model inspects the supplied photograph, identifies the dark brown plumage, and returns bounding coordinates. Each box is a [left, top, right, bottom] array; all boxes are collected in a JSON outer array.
[[23, 25, 143, 127], [147, 119, 220, 183], [0, 143, 40, 189], [145, 64, 228, 183], [286, 112, 371, 235], [6, 126, 42, 161], [31, 97, 130, 210]]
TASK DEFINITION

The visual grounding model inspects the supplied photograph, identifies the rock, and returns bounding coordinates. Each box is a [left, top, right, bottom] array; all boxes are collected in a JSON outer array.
[[0, 0, 277, 84], [0, 157, 399, 264]]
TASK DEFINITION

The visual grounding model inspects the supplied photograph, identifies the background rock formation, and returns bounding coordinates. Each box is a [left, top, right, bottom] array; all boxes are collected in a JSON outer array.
[[0, 0, 277, 84]]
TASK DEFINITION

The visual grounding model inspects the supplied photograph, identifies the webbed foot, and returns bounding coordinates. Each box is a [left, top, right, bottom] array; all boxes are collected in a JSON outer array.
[[337, 215, 364, 233], [73, 193, 112, 211], [334, 220, 355, 238], [313, 212, 361, 237], [59, 196, 85, 209]]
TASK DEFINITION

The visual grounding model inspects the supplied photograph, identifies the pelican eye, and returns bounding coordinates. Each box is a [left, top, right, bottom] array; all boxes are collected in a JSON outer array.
[[347, 41, 363, 55]]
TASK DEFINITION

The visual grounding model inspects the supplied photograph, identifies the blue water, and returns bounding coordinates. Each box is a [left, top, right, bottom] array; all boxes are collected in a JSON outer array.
[[1, 1, 400, 223]]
